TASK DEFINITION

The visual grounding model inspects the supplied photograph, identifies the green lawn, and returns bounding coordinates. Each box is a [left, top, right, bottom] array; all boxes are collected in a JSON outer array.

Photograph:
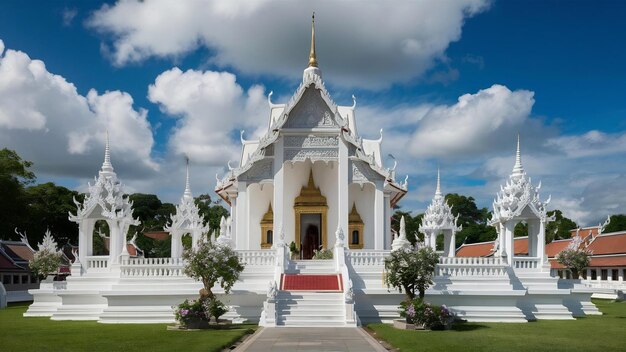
[[367, 299, 626, 352], [0, 303, 255, 352]]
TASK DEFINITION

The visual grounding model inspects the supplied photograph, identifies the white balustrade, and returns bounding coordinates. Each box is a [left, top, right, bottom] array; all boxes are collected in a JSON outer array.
[[347, 250, 390, 267], [436, 256, 507, 277], [120, 257, 185, 277], [236, 250, 276, 266], [513, 257, 540, 270], [85, 256, 109, 271]]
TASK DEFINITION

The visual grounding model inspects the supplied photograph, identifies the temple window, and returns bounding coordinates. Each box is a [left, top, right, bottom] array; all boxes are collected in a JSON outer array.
[[348, 203, 364, 249], [591, 269, 597, 280], [260, 204, 274, 249], [612, 269, 618, 281], [601, 269, 608, 281], [267, 230, 273, 245]]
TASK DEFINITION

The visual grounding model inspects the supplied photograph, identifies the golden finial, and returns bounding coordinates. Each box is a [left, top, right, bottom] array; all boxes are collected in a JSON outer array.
[[308, 12, 318, 68]]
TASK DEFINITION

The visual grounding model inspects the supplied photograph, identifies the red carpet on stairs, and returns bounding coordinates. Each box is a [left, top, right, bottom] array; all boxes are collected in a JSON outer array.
[[282, 274, 343, 291]]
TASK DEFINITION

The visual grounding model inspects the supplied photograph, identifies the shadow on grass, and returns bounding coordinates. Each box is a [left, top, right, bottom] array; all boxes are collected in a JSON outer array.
[[450, 321, 490, 332]]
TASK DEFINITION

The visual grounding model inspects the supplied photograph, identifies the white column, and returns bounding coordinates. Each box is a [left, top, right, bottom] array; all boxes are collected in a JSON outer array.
[[78, 219, 95, 265], [527, 221, 536, 257], [504, 221, 515, 266], [450, 231, 456, 257], [229, 195, 237, 245], [537, 220, 546, 266], [374, 180, 385, 250], [431, 233, 437, 250], [384, 193, 391, 249], [107, 220, 120, 264], [235, 182, 248, 250], [337, 142, 349, 248], [171, 232, 183, 259], [273, 138, 284, 241]]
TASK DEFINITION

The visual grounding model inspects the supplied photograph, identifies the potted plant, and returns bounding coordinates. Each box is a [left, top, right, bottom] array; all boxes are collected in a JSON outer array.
[[312, 248, 333, 259], [289, 241, 299, 260]]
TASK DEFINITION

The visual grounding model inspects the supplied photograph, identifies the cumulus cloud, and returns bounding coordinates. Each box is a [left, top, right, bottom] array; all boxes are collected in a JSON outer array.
[[410, 84, 538, 158], [87, 0, 490, 88], [148, 67, 266, 166], [545, 130, 626, 158], [0, 41, 157, 179]]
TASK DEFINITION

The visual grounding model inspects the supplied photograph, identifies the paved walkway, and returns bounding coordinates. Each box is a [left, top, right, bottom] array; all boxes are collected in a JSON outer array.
[[234, 327, 387, 352]]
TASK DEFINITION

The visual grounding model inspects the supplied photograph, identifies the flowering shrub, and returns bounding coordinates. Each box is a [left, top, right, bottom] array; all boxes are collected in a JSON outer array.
[[174, 299, 207, 325], [401, 298, 454, 330], [182, 240, 244, 298], [384, 247, 440, 300], [312, 248, 333, 259], [29, 249, 62, 280], [174, 298, 230, 326], [556, 234, 591, 279]]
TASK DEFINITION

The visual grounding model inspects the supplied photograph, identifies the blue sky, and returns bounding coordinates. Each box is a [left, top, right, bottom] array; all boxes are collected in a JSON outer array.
[[1, 0, 625, 225]]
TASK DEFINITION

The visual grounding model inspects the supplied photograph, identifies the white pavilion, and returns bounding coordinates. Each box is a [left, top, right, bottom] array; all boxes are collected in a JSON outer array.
[[24, 17, 599, 327]]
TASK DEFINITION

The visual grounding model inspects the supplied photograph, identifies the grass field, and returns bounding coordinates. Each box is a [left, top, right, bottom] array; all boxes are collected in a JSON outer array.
[[0, 303, 255, 352], [367, 299, 626, 352]]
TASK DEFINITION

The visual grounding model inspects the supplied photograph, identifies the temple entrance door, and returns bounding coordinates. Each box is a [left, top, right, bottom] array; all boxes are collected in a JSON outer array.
[[300, 213, 322, 259], [294, 171, 328, 259]]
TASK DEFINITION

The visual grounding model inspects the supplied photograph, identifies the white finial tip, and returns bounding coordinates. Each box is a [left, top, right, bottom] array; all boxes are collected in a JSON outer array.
[[101, 129, 114, 174], [512, 133, 524, 176], [435, 167, 442, 197]]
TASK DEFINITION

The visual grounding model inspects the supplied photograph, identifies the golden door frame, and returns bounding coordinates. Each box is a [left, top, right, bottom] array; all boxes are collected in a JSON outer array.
[[294, 171, 328, 252]]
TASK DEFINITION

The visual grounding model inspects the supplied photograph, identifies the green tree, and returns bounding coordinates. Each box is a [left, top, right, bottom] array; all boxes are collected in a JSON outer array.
[[391, 210, 423, 244], [384, 247, 440, 300], [129, 193, 175, 231], [444, 193, 494, 246], [604, 214, 626, 233], [514, 222, 528, 237], [182, 241, 244, 299], [545, 210, 577, 242], [24, 183, 82, 246], [0, 149, 35, 240], [195, 194, 229, 235]]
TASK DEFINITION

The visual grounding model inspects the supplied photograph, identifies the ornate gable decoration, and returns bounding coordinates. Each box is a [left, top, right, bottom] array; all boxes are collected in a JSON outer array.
[[490, 136, 551, 225], [284, 87, 338, 129], [69, 134, 138, 227], [165, 163, 208, 234], [419, 171, 461, 234]]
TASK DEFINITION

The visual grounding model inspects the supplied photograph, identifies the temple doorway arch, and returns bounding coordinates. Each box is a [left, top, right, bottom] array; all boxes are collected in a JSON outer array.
[[294, 171, 327, 259]]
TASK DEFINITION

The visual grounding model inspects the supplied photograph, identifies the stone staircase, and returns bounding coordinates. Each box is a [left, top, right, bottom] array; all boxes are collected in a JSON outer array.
[[269, 259, 357, 327]]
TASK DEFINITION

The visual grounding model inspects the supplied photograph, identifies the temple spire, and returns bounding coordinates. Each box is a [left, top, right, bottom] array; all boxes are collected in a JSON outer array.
[[101, 129, 114, 174], [183, 157, 192, 200], [512, 133, 524, 177], [308, 12, 318, 68], [435, 167, 442, 197]]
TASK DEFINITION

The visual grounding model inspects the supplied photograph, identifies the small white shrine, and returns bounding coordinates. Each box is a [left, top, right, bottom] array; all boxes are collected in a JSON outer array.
[[25, 17, 599, 326]]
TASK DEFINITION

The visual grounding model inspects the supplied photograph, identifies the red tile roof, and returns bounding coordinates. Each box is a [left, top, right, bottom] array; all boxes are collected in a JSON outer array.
[[589, 255, 626, 267], [144, 231, 169, 241], [587, 233, 626, 256], [455, 241, 494, 257], [6, 244, 34, 261], [545, 239, 572, 257]]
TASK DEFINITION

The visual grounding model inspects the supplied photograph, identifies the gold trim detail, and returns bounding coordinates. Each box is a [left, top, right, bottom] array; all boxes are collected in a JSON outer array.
[[260, 204, 274, 249], [348, 203, 364, 249], [308, 12, 318, 68], [294, 171, 327, 256]]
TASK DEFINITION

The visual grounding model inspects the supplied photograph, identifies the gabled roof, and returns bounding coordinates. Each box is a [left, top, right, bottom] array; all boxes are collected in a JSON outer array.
[[587, 232, 626, 255]]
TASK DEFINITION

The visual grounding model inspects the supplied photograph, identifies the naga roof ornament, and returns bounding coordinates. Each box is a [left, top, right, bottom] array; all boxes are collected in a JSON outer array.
[[489, 134, 552, 225]]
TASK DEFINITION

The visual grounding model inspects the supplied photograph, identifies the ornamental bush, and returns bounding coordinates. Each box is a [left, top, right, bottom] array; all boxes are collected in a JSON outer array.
[[29, 249, 62, 280], [312, 248, 333, 259], [556, 234, 591, 279], [557, 249, 590, 279], [182, 240, 244, 299], [384, 247, 440, 300], [174, 299, 207, 325], [401, 298, 454, 330]]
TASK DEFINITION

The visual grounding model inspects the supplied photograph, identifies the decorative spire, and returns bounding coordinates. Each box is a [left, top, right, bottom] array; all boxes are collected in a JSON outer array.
[[101, 129, 114, 175], [435, 167, 442, 197], [512, 133, 524, 177], [183, 156, 192, 200], [308, 12, 318, 68]]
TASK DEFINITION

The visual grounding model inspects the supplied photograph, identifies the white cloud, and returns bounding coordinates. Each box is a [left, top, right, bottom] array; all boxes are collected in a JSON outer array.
[[545, 130, 626, 158], [87, 0, 490, 88], [410, 84, 536, 158], [0, 41, 157, 179], [62, 8, 78, 27], [148, 67, 266, 166]]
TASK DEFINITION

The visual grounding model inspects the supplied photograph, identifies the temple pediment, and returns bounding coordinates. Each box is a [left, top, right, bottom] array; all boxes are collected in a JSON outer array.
[[284, 86, 338, 129]]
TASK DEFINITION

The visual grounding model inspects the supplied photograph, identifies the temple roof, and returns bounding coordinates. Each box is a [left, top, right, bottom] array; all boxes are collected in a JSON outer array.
[[490, 135, 551, 225], [165, 160, 208, 234], [419, 169, 461, 234], [69, 131, 139, 226]]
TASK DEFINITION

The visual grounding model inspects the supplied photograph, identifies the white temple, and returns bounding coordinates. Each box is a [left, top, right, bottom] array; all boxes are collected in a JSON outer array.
[[24, 17, 599, 327]]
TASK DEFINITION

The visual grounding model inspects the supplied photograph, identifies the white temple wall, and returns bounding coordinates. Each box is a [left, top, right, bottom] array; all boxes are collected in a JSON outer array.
[[349, 183, 376, 249], [247, 183, 273, 250], [313, 161, 339, 248]]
